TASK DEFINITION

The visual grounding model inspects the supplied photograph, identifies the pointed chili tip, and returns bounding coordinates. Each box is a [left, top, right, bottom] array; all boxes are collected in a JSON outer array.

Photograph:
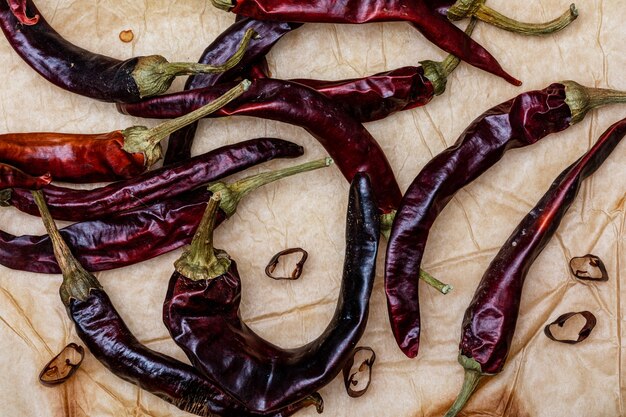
[[8, 0, 39, 25], [400, 341, 419, 359]]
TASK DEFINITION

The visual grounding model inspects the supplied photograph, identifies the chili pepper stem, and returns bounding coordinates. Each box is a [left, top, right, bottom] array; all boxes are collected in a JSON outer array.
[[132, 29, 256, 98], [381, 212, 452, 294], [0, 189, 11, 207], [31, 191, 101, 306], [448, 0, 579, 36], [211, 0, 234, 11], [420, 19, 477, 96], [298, 393, 324, 414], [443, 354, 484, 417], [122, 79, 251, 167], [208, 157, 334, 218], [564, 81, 626, 125]]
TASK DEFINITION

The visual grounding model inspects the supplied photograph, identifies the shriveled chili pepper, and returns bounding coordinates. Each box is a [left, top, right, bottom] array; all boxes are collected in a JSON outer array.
[[427, 0, 578, 35], [38, 343, 84, 387], [385, 81, 626, 358], [0, 81, 249, 183], [0, 162, 50, 190], [444, 117, 626, 417], [0, 156, 333, 274], [2, 138, 302, 221], [211, 0, 523, 86], [544, 311, 597, 344], [0, 0, 255, 102], [30, 191, 322, 417], [163, 173, 379, 413]]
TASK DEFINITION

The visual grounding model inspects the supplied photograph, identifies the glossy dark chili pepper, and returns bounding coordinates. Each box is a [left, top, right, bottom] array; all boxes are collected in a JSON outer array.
[[30, 191, 322, 417], [163, 173, 379, 413], [0, 162, 50, 189], [0, 81, 249, 183], [0, 0, 254, 102], [444, 117, 626, 417], [2, 138, 302, 221], [385, 81, 626, 358], [0, 143, 306, 273], [211, 0, 522, 86]]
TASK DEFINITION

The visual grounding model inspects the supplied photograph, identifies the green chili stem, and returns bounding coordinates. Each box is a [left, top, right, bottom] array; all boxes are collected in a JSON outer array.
[[564, 81, 626, 125], [31, 191, 101, 306], [443, 355, 484, 417], [122, 79, 251, 167], [474, 4, 578, 36], [211, 0, 235, 11]]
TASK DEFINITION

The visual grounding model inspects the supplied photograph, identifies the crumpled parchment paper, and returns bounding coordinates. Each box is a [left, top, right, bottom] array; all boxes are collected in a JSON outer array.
[[0, 1, 624, 416]]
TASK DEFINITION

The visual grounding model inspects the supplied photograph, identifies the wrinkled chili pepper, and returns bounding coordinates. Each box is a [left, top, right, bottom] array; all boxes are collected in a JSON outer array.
[[265, 248, 308, 280], [444, 117, 626, 417], [118, 78, 448, 291], [211, 0, 524, 86], [163, 173, 379, 413], [2, 138, 302, 221], [38, 343, 84, 387], [0, 81, 249, 183], [0, 0, 255, 102], [342, 347, 376, 398], [544, 311, 597, 344], [0, 156, 334, 274], [30, 191, 322, 417], [0, 163, 50, 190], [569, 254, 608, 281], [385, 81, 626, 358], [427, 0, 578, 35]]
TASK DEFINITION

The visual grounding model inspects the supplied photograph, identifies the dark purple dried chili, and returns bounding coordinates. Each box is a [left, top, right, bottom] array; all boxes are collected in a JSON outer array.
[[544, 311, 597, 344], [342, 347, 376, 398], [569, 254, 608, 281], [31, 191, 321, 417], [0, 143, 307, 273], [265, 248, 308, 281], [444, 117, 626, 417], [38, 343, 84, 387], [163, 173, 379, 413], [0, 0, 254, 102], [385, 81, 626, 358], [3, 138, 303, 221]]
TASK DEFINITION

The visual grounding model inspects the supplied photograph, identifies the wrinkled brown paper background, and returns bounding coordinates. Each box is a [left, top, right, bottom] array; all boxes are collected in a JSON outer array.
[[0, 1, 624, 416]]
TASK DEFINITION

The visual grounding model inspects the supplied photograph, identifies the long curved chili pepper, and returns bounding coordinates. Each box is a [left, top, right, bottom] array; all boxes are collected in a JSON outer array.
[[0, 156, 335, 274], [211, 0, 522, 86], [0, 0, 255, 102], [443, 117, 626, 417], [2, 138, 302, 221], [0, 162, 50, 189], [0, 81, 249, 183], [385, 81, 626, 358], [163, 172, 379, 413], [30, 191, 322, 417]]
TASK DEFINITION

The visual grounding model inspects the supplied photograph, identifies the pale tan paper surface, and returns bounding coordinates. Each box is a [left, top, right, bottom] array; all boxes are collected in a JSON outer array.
[[0, 1, 624, 416]]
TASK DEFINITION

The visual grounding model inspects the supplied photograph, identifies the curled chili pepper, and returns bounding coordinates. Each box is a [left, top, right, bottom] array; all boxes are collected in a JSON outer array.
[[30, 191, 322, 417], [265, 248, 308, 280], [0, 81, 249, 183], [3, 138, 303, 221], [0, 163, 50, 190], [0, 0, 255, 102], [444, 117, 626, 417], [544, 311, 597, 344], [385, 81, 626, 358], [163, 173, 379, 413], [0, 140, 305, 273], [569, 254, 608, 281], [38, 343, 84, 387]]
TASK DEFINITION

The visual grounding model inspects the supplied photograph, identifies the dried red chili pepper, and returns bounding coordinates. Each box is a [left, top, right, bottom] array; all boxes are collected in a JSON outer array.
[[30, 191, 322, 417], [3, 138, 302, 221], [265, 248, 308, 280], [0, 156, 334, 274], [0, 0, 254, 102], [38, 343, 84, 387], [211, 0, 524, 86], [0, 81, 249, 183], [544, 311, 597, 344], [444, 117, 626, 417], [427, 0, 578, 35], [385, 82, 626, 358], [0, 163, 50, 190], [163, 173, 379, 413]]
